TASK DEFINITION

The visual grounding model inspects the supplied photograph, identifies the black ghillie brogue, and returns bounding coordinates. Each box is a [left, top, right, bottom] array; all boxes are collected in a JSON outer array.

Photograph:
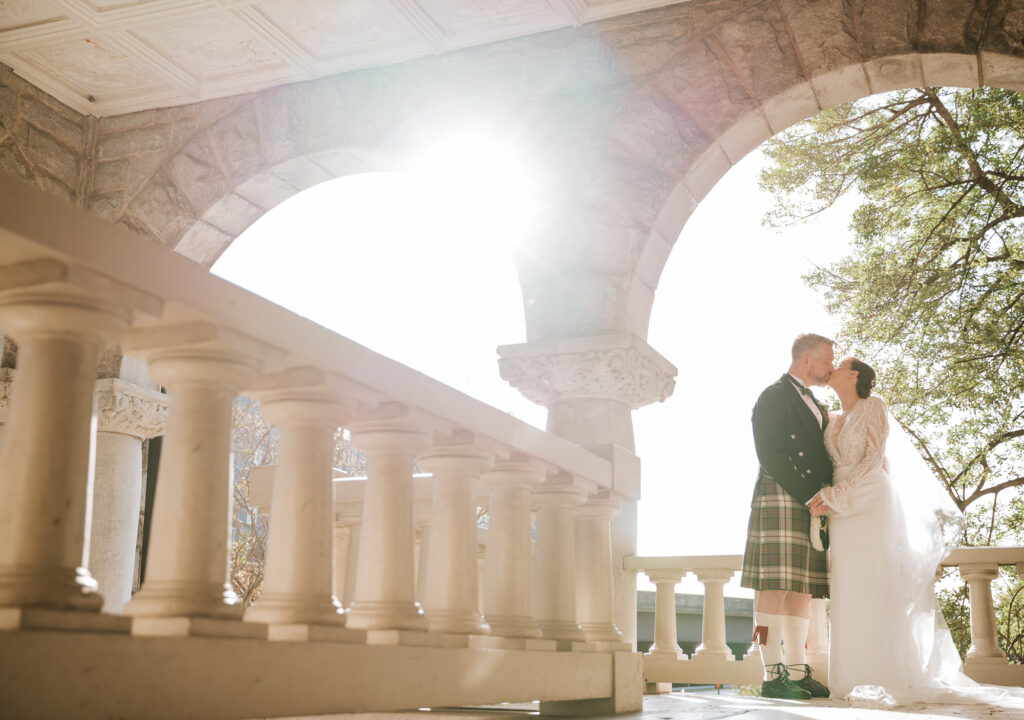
[[790, 663, 830, 698], [760, 663, 812, 700]]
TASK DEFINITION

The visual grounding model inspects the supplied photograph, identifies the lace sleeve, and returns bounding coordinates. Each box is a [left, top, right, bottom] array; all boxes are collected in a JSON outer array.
[[820, 397, 889, 514]]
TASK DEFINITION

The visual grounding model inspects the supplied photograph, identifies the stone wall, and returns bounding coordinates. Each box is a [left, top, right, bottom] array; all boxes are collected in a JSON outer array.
[[0, 64, 93, 208], [4, 0, 1024, 341]]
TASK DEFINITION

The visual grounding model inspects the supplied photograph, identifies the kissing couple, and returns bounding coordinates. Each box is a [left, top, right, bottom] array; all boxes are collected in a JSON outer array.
[[740, 333, 1023, 708]]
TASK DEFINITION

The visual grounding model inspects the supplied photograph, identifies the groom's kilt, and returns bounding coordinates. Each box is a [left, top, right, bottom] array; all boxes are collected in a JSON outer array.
[[740, 470, 829, 598]]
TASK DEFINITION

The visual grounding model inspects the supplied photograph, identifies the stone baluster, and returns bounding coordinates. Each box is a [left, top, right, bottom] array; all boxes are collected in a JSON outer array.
[[481, 460, 544, 638], [244, 369, 357, 635], [645, 570, 685, 658], [532, 479, 588, 643], [414, 498, 433, 607], [0, 261, 154, 625], [692, 568, 735, 661], [335, 499, 363, 610], [417, 437, 493, 634], [90, 379, 168, 614], [122, 322, 281, 636], [575, 494, 626, 647], [345, 406, 431, 632], [960, 563, 1008, 664]]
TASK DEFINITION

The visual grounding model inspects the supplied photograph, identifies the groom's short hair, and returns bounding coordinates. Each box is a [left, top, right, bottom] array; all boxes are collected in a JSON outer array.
[[792, 333, 834, 361]]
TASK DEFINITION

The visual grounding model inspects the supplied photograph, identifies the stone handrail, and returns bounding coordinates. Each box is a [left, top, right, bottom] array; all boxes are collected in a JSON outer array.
[[0, 173, 641, 719], [627, 548, 1024, 688]]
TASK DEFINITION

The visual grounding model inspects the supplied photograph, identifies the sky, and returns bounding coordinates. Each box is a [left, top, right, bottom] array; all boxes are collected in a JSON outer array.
[[213, 140, 860, 598]]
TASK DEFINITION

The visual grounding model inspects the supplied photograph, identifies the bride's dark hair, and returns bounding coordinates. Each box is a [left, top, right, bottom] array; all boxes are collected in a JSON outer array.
[[851, 358, 876, 399]]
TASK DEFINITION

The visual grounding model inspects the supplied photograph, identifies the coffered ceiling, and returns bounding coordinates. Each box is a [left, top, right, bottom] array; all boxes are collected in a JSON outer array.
[[0, 0, 687, 117]]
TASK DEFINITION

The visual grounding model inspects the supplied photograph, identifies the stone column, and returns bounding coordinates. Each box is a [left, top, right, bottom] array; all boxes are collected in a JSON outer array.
[[122, 322, 280, 632], [345, 408, 431, 631], [336, 500, 363, 610], [960, 563, 1007, 664], [0, 261, 149, 618], [245, 371, 354, 627], [532, 480, 588, 642], [481, 461, 544, 638], [575, 495, 626, 645], [90, 379, 168, 613], [645, 570, 685, 658], [499, 332, 676, 648], [417, 439, 493, 634], [692, 568, 735, 661], [414, 498, 432, 607]]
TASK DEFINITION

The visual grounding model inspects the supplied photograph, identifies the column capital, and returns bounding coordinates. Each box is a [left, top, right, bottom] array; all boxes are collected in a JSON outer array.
[[249, 366, 373, 426], [532, 482, 588, 508], [349, 403, 433, 452], [497, 332, 676, 409], [417, 441, 493, 476], [94, 378, 169, 439], [645, 570, 685, 586], [960, 563, 1000, 582], [694, 567, 735, 584], [575, 496, 623, 520]]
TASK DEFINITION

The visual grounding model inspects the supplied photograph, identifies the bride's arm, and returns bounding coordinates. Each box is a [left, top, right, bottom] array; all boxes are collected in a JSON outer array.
[[819, 397, 889, 515]]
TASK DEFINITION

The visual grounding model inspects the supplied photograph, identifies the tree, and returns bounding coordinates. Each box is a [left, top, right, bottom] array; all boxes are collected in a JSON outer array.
[[759, 86, 1024, 657]]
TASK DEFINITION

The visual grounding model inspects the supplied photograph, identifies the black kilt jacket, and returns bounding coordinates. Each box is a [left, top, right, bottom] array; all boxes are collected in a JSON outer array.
[[751, 375, 834, 505]]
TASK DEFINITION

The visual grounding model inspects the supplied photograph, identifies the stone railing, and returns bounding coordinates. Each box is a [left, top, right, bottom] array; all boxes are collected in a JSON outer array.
[[628, 548, 1024, 689], [0, 174, 642, 720]]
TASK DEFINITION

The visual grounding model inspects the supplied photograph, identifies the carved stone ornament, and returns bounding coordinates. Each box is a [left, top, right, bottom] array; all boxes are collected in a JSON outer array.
[[93, 378, 169, 439], [497, 333, 677, 409]]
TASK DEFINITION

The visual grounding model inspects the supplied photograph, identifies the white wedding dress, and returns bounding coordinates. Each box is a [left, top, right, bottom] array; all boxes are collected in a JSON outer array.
[[820, 396, 1024, 708]]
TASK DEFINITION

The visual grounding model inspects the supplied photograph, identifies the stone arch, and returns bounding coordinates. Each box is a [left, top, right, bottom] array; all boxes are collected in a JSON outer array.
[[600, 0, 1024, 344]]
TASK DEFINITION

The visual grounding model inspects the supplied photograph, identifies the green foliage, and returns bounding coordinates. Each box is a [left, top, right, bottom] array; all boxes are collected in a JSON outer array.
[[760, 86, 1024, 657]]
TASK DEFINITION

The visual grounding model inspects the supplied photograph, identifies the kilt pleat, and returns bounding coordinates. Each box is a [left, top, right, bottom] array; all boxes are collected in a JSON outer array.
[[740, 471, 829, 598]]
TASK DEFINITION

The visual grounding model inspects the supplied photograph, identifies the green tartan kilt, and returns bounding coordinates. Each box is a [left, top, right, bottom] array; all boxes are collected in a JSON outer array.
[[740, 470, 829, 598]]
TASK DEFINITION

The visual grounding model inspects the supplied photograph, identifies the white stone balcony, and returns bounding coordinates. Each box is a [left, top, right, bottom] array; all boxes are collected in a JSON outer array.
[[1, 173, 1022, 720]]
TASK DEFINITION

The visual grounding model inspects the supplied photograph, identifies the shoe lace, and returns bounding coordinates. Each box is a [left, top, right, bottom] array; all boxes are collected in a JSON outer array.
[[768, 663, 791, 681]]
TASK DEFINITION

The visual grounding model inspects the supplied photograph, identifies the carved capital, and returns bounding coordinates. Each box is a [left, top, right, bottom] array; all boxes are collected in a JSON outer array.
[[497, 333, 676, 409], [94, 378, 169, 439]]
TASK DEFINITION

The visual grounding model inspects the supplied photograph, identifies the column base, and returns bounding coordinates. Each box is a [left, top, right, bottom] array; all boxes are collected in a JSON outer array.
[[0, 607, 129, 633], [122, 581, 244, 620], [345, 600, 427, 631], [0, 565, 103, 612], [537, 619, 586, 641], [646, 648, 687, 660], [484, 614, 542, 638], [364, 629, 465, 647], [468, 635, 558, 651], [426, 609, 490, 635], [965, 653, 1010, 665], [266, 623, 367, 643], [131, 616, 267, 638], [691, 647, 736, 662], [579, 621, 625, 643], [244, 593, 345, 626]]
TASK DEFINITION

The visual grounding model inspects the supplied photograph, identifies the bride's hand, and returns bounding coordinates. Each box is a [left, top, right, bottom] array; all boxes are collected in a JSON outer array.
[[808, 494, 829, 516]]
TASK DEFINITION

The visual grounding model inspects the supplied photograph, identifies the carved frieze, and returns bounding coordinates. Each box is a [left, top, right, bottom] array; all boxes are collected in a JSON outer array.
[[93, 378, 169, 439], [497, 333, 676, 409]]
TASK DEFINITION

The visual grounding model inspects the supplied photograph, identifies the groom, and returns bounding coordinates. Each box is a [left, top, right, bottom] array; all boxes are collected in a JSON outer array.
[[740, 333, 834, 699]]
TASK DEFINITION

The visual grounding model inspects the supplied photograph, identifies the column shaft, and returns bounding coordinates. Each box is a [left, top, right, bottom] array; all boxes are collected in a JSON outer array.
[[246, 396, 345, 625], [532, 485, 586, 641], [482, 465, 542, 637], [418, 445, 491, 634], [345, 421, 429, 631], [124, 352, 258, 619], [962, 564, 1007, 662], [575, 499, 623, 642], [693, 569, 734, 660], [646, 572, 684, 658]]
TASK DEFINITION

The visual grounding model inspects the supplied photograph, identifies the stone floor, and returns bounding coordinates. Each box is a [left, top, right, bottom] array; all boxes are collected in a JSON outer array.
[[266, 690, 1024, 720]]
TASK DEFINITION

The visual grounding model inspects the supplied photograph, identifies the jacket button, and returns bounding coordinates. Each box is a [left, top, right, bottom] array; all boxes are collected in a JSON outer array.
[[791, 434, 797, 439]]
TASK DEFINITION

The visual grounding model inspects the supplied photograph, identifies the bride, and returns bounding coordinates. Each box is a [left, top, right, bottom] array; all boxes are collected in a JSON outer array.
[[807, 357, 1024, 707]]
